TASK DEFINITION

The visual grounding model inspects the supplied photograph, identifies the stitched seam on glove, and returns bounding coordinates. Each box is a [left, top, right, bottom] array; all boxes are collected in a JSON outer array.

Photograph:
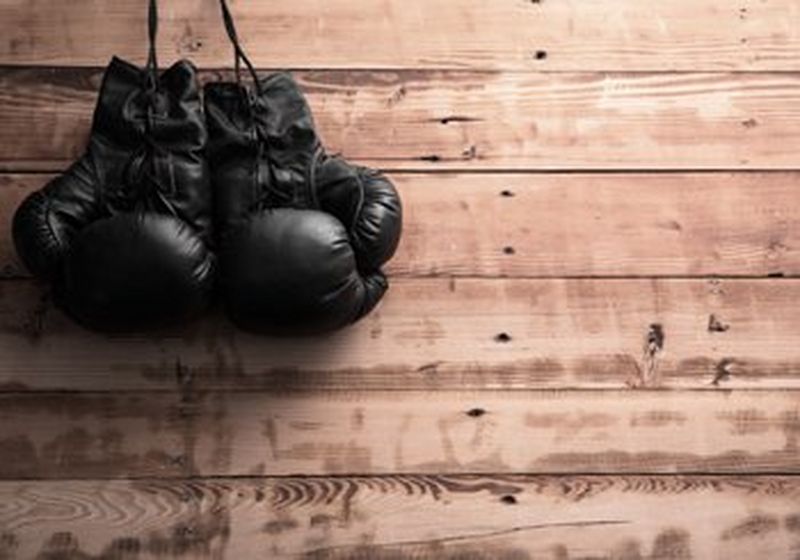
[[307, 145, 324, 210], [352, 167, 367, 233], [41, 195, 66, 266], [347, 167, 369, 265]]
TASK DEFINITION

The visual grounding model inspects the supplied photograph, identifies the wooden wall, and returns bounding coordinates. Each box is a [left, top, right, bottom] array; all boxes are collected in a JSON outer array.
[[1, 0, 799, 558]]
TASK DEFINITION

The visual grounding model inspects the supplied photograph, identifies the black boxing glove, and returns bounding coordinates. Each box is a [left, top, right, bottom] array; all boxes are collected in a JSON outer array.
[[12, 0, 214, 332], [258, 73, 402, 273], [218, 208, 389, 333], [205, 1, 401, 334]]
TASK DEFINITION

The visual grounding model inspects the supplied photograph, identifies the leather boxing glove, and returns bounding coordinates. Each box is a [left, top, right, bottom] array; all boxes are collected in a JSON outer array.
[[12, 0, 214, 332], [204, 0, 401, 334]]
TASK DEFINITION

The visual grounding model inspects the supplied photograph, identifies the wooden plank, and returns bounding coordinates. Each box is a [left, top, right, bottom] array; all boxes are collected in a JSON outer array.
[[1, 476, 799, 559], [3, 69, 800, 171], [3, 172, 800, 280], [0, 390, 798, 477], [0, 175, 29, 278], [0, 393, 188, 479], [1, 278, 800, 392], [1, 0, 799, 71]]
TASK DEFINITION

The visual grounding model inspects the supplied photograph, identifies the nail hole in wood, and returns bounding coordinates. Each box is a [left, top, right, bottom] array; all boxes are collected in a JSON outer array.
[[420, 154, 441, 162], [534, 50, 548, 60], [503, 246, 515, 255], [708, 314, 730, 333], [466, 408, 486, 418], [647, 324, 665, 351], [500, 189, 515, 197], [712, 357, 737, 386], [500, 495, 518, 504], [462, 145, 477, 160], [495, 332, 512, 343]]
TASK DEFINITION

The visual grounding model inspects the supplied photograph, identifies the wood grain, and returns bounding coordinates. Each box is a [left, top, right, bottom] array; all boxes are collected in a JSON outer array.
[[3, 172, 799, 280], [1, 476, 799, 558], [3, 68, 800, 171], [1, 0, 797, 553], [1, 278, 800, 392], [0, 389, 798, 477], [1, 0, 799, 71]]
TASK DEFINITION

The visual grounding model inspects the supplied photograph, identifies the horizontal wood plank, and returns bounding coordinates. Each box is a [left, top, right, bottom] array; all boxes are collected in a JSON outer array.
[[1, 476, 799, 558], [3, 172, 799, 280], [0, 389, 798, 477], [1, 0, 799, 71], [3, 69, 800, 171], [1, 278, 799, 392]]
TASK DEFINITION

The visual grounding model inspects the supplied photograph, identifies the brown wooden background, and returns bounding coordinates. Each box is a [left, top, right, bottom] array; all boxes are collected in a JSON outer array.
[[1, 0, 800, 558]]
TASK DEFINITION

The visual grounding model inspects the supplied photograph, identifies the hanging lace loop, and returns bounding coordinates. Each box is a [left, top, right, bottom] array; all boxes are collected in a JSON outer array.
[[114, 136, 178, 215], [144, 0, 159, 96], [104, 0, 178, 219], [219, 0, 262, 93], [217, 0, 276, 210]]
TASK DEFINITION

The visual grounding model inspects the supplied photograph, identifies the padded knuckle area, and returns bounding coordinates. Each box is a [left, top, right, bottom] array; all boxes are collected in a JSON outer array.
[[221, 209, 366, 333], [230, 209, 354, 271], [62, 213, 213, 330]]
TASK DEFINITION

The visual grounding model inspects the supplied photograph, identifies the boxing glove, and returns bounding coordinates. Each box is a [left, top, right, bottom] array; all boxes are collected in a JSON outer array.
[[12, 0, 214, 332], [205, 0, 402, 334]]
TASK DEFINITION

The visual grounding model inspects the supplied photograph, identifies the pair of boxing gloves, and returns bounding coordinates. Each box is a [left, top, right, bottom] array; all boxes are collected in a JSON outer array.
[[12, 0, 402, 334]]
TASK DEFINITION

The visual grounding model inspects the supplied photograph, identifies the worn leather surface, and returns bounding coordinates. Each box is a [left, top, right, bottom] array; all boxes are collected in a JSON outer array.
[[206, 72, 402, 334], [13, 57, 214, 332]]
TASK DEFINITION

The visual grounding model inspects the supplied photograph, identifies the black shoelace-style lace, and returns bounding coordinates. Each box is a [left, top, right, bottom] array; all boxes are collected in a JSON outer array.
[[107, 0, 178, 218], [219, 0, 283, 212]]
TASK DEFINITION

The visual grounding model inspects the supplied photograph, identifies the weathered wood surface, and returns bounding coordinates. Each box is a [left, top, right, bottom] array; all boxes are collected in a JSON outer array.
[[3, 69, 800, 171], [1, 1, 799, 554], [1, 0, 799, 71], [0, 389, 798, 478], [1, 476, 799, 559], [1, 278, 799, 392], [2, 172, 799, 280]]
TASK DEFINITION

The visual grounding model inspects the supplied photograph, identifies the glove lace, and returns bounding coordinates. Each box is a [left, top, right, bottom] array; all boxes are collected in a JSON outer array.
[[104, 0, 179, 219]]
